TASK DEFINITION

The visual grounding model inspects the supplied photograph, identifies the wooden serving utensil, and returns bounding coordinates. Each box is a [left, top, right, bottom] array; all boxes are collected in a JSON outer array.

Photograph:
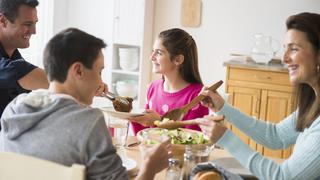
[[161, 80, 223, 121], [156, 119, 201, 129]]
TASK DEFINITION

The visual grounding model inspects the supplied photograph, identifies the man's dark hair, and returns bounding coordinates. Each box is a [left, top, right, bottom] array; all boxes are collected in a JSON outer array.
[[0, 0, 39, 22], [43, 28, 106, 83]]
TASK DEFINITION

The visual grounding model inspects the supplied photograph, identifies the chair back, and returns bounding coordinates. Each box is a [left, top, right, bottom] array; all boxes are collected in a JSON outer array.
[[0, 152, 85, 180]]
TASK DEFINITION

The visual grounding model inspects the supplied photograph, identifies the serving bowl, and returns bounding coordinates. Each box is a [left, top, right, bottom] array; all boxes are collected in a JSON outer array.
[[137, 128, 211, 163]]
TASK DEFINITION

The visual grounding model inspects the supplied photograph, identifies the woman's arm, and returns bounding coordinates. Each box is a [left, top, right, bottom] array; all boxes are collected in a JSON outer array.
[[217, 103, 298, 149], [217, 126, 320, 180]]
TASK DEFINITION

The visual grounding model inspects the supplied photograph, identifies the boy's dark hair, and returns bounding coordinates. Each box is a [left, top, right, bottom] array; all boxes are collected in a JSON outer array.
[[0, 0, 39, 22], [43, 28, 106, 83]]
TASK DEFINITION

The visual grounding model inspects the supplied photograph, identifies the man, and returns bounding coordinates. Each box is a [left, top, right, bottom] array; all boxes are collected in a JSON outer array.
[[0, 28, 171, 180], [0, 0, 49, 121]]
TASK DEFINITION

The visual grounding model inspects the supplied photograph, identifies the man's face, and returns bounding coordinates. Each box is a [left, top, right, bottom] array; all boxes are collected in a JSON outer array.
[[1, 5, 37, 50], [78, 51, 105, 105]]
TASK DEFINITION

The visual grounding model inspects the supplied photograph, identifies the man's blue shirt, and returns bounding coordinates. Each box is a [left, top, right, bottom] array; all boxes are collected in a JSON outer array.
[[0, 43, 36, 120]]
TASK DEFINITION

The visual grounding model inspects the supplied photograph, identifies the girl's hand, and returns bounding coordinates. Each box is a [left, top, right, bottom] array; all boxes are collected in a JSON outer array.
[[200, 87, 225, 112], [129, 109, 161, 126], [199, 115, 227, 144]]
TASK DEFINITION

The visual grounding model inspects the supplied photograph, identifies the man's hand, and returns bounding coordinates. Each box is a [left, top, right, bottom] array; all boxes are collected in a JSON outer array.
[[95, 83, 108, 96]]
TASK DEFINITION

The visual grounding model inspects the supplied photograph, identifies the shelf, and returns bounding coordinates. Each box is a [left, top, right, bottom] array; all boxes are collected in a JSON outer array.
[[111, 69, 139, 76]]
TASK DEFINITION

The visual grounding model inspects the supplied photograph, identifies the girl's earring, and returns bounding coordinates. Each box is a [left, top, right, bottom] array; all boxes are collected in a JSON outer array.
[[317, 65, 320, 73]]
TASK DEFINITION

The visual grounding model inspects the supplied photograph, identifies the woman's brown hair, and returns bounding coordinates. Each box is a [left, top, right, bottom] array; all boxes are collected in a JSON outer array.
[[159, 28, 203, 84], [286, 12, 320, 131]]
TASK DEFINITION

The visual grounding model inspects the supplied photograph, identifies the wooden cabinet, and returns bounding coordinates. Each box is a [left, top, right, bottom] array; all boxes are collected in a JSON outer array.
[[225, 63, 294, 158]]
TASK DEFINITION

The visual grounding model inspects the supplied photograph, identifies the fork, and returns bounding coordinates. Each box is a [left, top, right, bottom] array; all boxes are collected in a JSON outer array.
[[101, 92, 130, 105]]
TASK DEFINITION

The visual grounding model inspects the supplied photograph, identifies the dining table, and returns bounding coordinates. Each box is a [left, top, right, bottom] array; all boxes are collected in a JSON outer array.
[[121, 136, 284, 180]]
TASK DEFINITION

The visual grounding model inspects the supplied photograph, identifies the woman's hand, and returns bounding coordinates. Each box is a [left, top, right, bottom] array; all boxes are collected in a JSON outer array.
[[136, 139, 172, 180], [200, 87, 225, 112], [199, 115, 227, 144], [129, 109, 161, 126]]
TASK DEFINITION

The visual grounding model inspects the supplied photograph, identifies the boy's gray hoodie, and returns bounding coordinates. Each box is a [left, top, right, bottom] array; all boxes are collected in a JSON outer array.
[[0, 89, 128, 180]]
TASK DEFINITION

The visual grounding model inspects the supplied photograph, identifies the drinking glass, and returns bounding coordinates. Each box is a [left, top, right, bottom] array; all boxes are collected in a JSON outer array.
[[139, 128, 169, 158], [107, 116, 129, 151], [182, 144, 211, 179]]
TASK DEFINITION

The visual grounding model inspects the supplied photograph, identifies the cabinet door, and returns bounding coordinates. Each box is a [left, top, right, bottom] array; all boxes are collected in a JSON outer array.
[[227, 86, 261, 150], [260, 90, 294, 158], [113, 0, 144, 45]]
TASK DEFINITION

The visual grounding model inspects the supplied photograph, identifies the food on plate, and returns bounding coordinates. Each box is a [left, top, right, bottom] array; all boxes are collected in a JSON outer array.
[[113, 97, 133, 112], [142, 128, 209, 145], [154, 118, 173, 126]]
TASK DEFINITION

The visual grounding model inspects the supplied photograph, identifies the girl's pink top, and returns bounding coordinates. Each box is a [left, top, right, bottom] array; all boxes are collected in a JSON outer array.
[[132, 79, 209, 135]]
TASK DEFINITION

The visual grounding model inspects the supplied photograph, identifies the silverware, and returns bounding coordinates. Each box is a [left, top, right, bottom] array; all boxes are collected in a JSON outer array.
[[101, 92, 130, 105], [161, 80, 223, 121], [126, 141, 141, 147]]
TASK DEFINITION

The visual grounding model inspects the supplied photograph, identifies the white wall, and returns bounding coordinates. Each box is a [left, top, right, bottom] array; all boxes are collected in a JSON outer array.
[[152, 0, 320, 88]]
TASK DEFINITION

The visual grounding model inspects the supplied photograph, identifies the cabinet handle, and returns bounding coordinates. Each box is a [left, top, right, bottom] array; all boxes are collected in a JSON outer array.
[[255, 98, 260, 115], [254, 75, 271, 80]]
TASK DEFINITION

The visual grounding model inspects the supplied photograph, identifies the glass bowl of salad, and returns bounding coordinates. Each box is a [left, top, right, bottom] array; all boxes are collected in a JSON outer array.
[[137, 128, 211, 164]]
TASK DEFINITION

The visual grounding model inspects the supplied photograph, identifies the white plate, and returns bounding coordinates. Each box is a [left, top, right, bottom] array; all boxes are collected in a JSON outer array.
[[121, 157, 137, 172], [100, 107, 145, 119]]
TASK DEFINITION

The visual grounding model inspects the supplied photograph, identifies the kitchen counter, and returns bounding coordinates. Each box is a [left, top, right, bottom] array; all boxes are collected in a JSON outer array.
[[223, 59, 288, 72]]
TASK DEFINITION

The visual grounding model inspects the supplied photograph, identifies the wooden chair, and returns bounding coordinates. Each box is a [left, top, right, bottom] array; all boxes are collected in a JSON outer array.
[[0, 152, 85, 180]]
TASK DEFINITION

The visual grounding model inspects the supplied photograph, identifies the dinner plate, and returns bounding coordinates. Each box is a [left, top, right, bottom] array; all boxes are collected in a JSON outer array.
[[121, 157, 137, 171], [100, 107, 145, 119], [121, 157, 137, 177]]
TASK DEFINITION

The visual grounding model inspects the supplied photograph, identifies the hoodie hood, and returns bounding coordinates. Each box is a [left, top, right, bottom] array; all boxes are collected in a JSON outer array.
[[1, 89, 80, 139]]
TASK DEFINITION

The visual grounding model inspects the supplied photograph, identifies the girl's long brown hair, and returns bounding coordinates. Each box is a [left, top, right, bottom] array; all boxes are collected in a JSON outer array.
[[159, 28, 203, 84]]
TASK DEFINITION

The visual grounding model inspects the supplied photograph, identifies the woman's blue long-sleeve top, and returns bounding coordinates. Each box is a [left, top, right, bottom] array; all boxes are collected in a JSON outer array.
[[216, 103, 320, 180]]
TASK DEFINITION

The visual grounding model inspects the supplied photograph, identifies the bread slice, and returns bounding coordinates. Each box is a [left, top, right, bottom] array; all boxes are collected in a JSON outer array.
[[193, 170, 221, 180]]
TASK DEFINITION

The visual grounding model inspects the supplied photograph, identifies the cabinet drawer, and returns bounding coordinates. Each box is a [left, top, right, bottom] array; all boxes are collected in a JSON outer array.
[[228, 68, 291, 86]]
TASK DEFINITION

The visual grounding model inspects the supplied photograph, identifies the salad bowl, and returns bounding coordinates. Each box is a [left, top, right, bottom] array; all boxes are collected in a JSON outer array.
[[137, 128, 212, 163]]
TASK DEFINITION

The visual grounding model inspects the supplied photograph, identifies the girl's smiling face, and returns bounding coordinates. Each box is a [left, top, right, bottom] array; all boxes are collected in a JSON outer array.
[[150, 38, 179, 75]]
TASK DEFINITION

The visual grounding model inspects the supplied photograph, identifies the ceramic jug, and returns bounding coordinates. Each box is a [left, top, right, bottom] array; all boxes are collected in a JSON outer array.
[[251, 33, 279, 64]]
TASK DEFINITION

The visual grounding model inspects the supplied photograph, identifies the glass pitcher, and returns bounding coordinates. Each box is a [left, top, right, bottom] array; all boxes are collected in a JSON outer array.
[[251, 33, 279, 64]]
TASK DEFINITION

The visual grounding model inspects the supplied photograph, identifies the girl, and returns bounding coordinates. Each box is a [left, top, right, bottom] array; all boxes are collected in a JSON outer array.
[[130, 28, 209, 135]]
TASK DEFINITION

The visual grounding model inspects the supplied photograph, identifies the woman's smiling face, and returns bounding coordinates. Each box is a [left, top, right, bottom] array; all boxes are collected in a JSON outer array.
[[283, 29, 319, 86]]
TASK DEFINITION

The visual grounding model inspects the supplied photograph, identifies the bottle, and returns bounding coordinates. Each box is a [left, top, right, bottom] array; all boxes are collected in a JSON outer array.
[[166, 158, 181, 180]]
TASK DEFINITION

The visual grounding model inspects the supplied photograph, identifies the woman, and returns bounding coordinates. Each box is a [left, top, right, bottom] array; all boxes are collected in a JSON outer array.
[[200, 12, 320, 180], [130, 28, 209, 134]]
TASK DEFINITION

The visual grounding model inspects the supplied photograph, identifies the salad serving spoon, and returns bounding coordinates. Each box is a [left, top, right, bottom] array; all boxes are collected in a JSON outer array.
[[155, 119, 201, 129], [161, 80, 223, 121]]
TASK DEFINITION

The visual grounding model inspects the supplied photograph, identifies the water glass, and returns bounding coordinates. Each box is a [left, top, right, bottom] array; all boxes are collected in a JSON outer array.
[[141, 128, 169, 145], [107, 116, 129, 150], [182, 144, 211, 180]]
